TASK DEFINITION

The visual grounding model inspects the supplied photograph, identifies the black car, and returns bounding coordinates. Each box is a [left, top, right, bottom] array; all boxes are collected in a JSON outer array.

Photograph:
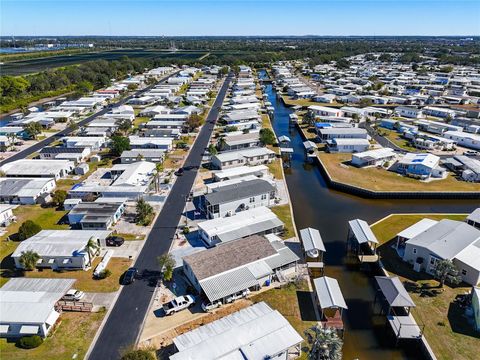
[[106, 236, 125, 247], [122, 267, 138, 285], [175, 167, 184, 176]]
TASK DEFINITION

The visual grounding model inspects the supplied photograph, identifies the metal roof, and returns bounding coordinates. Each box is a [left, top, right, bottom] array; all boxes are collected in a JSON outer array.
[[397, 218, 438, 240], [348, 219, 379, 244], [407, 219, 480, 260], [375, 276, 416, 308], [217, 218, 284, 243], [0, 278, 75, 324], [300, 227, 326, 253], [200, 267, 259, 302], [263, 245, 299, 270], [204, 179, 274, 206], [171, 302, 303, 360], [467, 208, 480, 224], [313, 276, 348, 310]]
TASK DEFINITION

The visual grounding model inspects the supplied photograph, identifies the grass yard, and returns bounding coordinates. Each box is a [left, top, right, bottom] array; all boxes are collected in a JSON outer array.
[[371, 214, 479, 360], [379, 128, 421, 152], [371, 213, 467, 245], [25, 257, 131, 292], [133, 116, 150, 129], [318, 152, 480, 192], [0, 311, 106, 360], [0, 205, 69, 286], [251, 281, 317, 360], [267, 159, 284, 180], [271, 204, 295, 239]]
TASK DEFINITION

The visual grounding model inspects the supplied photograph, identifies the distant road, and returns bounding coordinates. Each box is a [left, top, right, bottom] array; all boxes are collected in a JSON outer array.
[[0, 70, 179, 166], [87, 74, 233, 360], [0, 49, 205, 76]]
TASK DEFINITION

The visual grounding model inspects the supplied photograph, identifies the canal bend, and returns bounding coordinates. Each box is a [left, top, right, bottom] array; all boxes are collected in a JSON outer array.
[[260, 71, 478, 360]]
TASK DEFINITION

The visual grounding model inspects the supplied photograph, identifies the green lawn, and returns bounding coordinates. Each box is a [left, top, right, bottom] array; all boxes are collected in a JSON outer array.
[[371, 214, 467, 245], [133, 116, 150, 129], [319, 152, 480, 192], [25, 257, 131, 292], [251, 281, 317, 360], [271, 204, 295, 239], [0, 311, 105, 360], [379, 128, 421, 152], [0, 204, 69, 286], [267, 159, 283, 179], [371, 214, 479, 360]]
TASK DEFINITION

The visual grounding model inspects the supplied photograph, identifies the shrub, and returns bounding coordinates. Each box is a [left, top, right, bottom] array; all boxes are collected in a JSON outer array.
[[97, 269, 112, 279], [121, 349, 155, 360], [18, 220, 42, 241], [182, 226, 190, 234], [17, 335, 43, 349]]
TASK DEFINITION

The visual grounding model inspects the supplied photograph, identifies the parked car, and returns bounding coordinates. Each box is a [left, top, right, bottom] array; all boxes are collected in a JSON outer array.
[[62, 289, 85, 302], [201, 300, 222, 312], [225, 289, 250, 303], [106, 236, 125, 247], [464, 150, 479, 157], [122, 267, 138, 285], [174, 167, 184, 176], [162, 295, 195, 315]]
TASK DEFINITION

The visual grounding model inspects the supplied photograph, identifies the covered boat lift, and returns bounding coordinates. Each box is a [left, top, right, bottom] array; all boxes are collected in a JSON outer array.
[[313, 276, 348, 336], [347, 219, 379, 263], [303, 140, 317, 162], [301, 227, 326, 277], [374, 276, 424, 345]]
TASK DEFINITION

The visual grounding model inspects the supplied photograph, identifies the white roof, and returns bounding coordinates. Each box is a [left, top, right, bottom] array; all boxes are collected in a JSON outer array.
[[467, 208, 480, 224], [348, 219, 379, 244], [0, 159, 74, 177], [214, 148, 274, 162], [313, 276, 348, 310], [397, 218, 438, 240], [399, 153, 440, 168], [353, 147, 396, 160], [300, 227, 326, 253], [128, 135, 173, 146], [12, 230, 111, 258], [110, 161, 156, 187], [308, 105, 342, 114], [406, 219, 480, 260], [0, 278, 75, 324], [214, 165, 268, 180], [456, 241, 480, 271], [171, 302, 303, 360], [198, 207, 280, 238], [333, 138, 370, 146]]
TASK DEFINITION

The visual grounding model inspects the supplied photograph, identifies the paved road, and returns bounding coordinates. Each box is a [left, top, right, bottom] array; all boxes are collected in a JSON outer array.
[[361, 121, 407, 153], [87, 74, 233, 360], [0, 71, 179, 166]]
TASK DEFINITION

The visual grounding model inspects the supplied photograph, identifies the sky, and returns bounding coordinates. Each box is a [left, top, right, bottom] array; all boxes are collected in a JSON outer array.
[[1, 0, 479, 37]]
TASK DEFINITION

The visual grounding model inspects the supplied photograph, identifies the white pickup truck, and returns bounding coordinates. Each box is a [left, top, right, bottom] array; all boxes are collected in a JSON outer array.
[[162, 295, 195, 315]]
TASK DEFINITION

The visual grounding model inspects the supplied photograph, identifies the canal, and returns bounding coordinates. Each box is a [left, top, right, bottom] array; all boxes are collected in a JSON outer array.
[[260, 71, 479, 359]]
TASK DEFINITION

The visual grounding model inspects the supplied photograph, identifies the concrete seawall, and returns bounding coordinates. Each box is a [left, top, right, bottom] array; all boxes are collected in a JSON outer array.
[[296, 124, 480, 200]]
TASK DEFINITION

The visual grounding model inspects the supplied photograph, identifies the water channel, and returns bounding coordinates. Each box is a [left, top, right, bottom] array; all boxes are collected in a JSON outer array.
[[259, 70, 479, 359]]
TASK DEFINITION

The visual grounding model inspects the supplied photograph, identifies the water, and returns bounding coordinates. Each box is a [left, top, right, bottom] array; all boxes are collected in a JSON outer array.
[[260, 70, 478, 359]]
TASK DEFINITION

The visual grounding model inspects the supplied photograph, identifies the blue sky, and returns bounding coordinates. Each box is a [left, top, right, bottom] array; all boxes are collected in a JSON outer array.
[[1, 1, 479, 36]]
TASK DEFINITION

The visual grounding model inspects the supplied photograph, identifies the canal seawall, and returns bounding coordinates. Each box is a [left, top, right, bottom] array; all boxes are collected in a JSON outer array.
[[296, 124, 480, 200]]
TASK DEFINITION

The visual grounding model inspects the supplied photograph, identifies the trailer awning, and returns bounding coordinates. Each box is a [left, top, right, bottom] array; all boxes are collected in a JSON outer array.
[[19, 325, 39, 335]]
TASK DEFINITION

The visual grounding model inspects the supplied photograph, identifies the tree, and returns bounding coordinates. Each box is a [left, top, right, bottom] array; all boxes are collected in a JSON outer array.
[[136, 198, 154, 226], [118, 119, 133, 135], [208, 143, 218, 156], [67, 119, 78, 132], [303, 110, 316, 127], [217, 137, 227, 151], [18, 220, 42, 241], [110, 135, 130, 156], [121, 349, 154, 360], [17, 335, 43, 349], [51, 190, 67, 207], [25, 122, 43, 140], [85, 237, 100, 267], [305, 325, 343, 360], [127, 83, 138, 91], [185, 113, 204, 132], [336, 58, 350, 69], [19, 250, 41, 271], [76, 80, 94, 95], [433, 259, 462, 288], [259, 128, 276, 146], [157, 253, 176, 282]]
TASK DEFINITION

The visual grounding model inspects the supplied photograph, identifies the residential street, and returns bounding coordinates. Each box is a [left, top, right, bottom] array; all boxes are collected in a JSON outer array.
[[87, 74, 233, 360], [0, 71, 179, 166]]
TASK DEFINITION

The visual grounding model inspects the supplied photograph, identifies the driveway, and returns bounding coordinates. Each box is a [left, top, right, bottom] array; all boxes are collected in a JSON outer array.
[[83, 292, 117, 310]]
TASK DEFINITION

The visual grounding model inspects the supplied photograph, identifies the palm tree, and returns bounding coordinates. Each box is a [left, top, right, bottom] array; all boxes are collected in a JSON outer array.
[[85, 237, 100, 267], [434, 259, 462, 288], [303, 110, 316, 127], [19, 250, 40, 271], [305, 325, 343, 360]]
